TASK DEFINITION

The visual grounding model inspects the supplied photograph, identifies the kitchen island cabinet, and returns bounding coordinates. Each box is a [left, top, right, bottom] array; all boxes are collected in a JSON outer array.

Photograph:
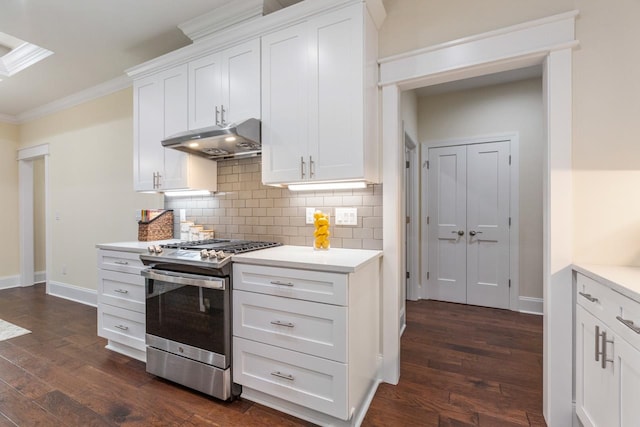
[[261, 2, 380, 185], [573, 264, 640, 427], [233, 246, 382, 426], [95, 240, 178, 361]]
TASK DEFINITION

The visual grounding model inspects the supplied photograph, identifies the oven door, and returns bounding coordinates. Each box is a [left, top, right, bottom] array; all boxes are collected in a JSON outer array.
[[142, 269, 230, 369]]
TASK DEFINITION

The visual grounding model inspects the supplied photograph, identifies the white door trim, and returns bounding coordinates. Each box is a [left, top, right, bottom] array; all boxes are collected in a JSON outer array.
[[379, 11, 576, 427], [420, 134, 520, 311], [404, 132, 420, 303], [18, 144, 50, 291]]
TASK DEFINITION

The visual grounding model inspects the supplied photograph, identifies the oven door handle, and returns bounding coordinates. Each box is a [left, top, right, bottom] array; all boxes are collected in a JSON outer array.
[[141, 269, 226, 290]]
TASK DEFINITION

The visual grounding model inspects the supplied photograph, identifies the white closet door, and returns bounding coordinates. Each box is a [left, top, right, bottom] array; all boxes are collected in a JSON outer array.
[[427, 145, 467, 303], [427, 141, 511, 309], [466, 141, 511, 309]]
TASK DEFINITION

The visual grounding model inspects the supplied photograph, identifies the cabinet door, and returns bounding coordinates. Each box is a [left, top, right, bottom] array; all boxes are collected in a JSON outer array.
[[576, 306, 619, 427], [308, 4, 364, 181], [261, 22, 309, 184], [221, 39, 261, 124], [133, 74, 163, 191], [188, 52, 223, 130], [617, 334, 640, 427], [133, 65, 188, 191], [159, 64, 189, 190]]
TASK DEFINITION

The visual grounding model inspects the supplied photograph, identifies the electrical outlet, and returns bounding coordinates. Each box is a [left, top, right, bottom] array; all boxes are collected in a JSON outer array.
[[335, 208, 358, 225], [306, 207, 316, 225]]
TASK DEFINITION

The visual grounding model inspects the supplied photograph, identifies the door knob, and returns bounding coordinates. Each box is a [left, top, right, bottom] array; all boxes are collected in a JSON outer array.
[[451, 230, 464, 236], [469, 230, 483, 236]]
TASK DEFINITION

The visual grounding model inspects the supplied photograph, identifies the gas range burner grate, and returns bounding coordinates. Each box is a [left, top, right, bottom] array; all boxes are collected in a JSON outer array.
[[220, 240, 283, 254], [161, 239, 282, 254]]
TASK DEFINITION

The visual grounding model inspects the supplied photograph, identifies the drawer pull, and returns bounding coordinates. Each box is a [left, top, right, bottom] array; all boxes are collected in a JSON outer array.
[[114, 324, 129, 331], [270, 280, 294, 287], [114, 261, 129, 266], [616, 316, 640, 334], [270, 320, 295, 328], [113, 289, 129, 294], [579, 292, 598, 303], [271, 371, 294, 381]]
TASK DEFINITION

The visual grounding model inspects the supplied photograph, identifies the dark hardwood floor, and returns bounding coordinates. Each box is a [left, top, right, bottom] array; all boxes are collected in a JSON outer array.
[[0, 284, 545, 426]]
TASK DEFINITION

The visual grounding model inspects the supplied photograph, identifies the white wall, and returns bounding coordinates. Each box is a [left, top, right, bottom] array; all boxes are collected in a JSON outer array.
[[0, 122, 20, 281], [418, 78, 544, 298], [380, 0, 640, 269], [19, 88, 163, 292]]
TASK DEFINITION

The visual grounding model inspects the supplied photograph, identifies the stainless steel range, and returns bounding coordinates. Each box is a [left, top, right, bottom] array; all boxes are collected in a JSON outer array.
[[140, 239, 281, 400]]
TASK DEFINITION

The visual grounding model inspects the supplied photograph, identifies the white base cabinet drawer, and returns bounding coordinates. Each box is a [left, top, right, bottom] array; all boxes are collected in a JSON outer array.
[[576, 272, 618, 323], [99, 269, 145, 313], [233, 263, 347, 305], [233, 337, 348, 420], [234, 290, 347, 362], [98, 250, 145, 274], [98, 304, 146, 352]]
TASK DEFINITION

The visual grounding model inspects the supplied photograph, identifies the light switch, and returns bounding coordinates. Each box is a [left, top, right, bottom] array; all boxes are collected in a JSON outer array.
[[335, 208, 358, 225], [306, 207, 316, 224]]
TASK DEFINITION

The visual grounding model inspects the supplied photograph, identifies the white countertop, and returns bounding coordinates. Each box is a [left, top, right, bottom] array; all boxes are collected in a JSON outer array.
[[233, 245, 382, 273], [96, 239, 180, 253], [573, 263, 640, 303]]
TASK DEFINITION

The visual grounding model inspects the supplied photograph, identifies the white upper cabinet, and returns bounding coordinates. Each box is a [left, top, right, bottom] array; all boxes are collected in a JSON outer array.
[[133, 64, 217, 192], [261, 3, 380, 185], [188, 38, 261, 130], [261, 22, 309, 183]]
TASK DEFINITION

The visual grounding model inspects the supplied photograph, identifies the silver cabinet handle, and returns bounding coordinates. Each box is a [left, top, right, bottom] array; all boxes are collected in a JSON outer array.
[[270, 371, 294, 381], [215, 106, 220, 126], [270, 280, 294, 287], [114, 261, 129, 265], [152, 172, 157, 189], [220, 105, 226, 125], [113, 289, 129, 294], [579, 292, 599, 303], [156, 172, 162, 189], [309, 156, 315, 178], [114, 324, 129, 331], [616, 316, 640, 334], [595, 325, 601, 362], [600, 329, 614, 369], [451, 230, 464, 236], [596, 325, 614, 368], [301, 156, 306, 179], [270, 320, 295, 328], [469, 230, 483, 236]]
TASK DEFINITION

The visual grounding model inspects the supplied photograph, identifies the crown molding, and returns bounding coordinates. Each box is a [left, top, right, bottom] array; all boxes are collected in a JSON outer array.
[[0, 112, 19, 124], [12, 74, 132, 124], [0, 42, 54, 77], [178, 0, 264, 42], [127, 0, 366, 80]]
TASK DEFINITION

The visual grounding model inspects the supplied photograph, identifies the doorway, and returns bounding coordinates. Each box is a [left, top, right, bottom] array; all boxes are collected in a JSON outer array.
[[18, 144, 50, 289], [424, 138, 517, 310]]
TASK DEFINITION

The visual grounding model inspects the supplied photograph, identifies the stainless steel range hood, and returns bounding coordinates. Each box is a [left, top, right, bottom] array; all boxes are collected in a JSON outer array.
[[161, 118, 261, 160]]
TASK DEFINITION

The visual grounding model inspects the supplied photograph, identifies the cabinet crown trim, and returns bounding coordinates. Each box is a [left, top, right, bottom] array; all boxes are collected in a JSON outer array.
[[127, 0, 383, 80]]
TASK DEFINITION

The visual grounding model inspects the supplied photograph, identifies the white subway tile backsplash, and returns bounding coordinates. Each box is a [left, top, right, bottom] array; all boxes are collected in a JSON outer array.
[[165, 157, 383, 248]]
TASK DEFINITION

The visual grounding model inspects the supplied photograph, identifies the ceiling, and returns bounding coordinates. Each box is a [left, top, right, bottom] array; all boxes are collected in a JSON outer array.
[[0, 0, 267, 122]]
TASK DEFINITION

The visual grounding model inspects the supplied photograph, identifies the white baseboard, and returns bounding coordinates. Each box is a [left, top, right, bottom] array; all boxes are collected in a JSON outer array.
[[0, 275, 20, 290], [35, 270, 46, 283], [48, 281, 97, 307], [519, 296, 543, 315]]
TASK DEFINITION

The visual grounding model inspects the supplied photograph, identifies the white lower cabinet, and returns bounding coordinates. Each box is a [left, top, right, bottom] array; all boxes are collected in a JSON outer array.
[[97, 249, 146, 361], [233, 259, 381, 426], [575, 271, 640, 427]]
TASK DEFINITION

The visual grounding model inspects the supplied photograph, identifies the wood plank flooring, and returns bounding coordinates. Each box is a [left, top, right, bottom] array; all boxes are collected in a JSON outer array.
[[0, 284, 545, 426]]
